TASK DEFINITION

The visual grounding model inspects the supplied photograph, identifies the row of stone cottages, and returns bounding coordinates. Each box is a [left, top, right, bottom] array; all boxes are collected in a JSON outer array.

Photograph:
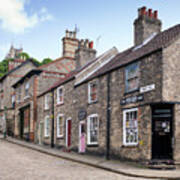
[[1, 7, 180, 164]]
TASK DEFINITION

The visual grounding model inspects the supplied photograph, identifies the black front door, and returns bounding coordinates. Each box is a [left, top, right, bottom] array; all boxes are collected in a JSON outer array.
[[152, 104, 173, 160], [19, 111, 24, 139]]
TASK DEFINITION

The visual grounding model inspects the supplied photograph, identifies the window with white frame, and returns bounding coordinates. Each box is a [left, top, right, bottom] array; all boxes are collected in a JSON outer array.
[[88, 81, 98, 103], [44, 116, 50, 137], [125, 62, 139, 93], [44, 94, 49, 110], [17, 86, 21, 102], [57, 86, 64, 104], [87, 114, 99, 145], [11, 94, 15, 108], [57, 114, 64, 138], [123, 108, 138, 146], [25, 81, 30, 97]]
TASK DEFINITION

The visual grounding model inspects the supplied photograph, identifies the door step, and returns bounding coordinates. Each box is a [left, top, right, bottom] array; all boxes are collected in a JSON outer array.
[[148, 160, 176, 170]]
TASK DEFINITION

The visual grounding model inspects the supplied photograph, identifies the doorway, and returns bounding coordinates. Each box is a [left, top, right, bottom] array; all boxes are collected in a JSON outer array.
[[66, 118, 72, 148], [79, 121, 86, 153], [152, 104, 173, 160]]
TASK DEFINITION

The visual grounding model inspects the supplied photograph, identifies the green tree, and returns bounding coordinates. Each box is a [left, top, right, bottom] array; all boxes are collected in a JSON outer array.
[[41, 58, 53, 65], [18, 52, 30, 60]]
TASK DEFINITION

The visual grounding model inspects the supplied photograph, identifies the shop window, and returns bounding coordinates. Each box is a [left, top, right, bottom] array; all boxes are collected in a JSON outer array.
[[88, 82, 98, 103], [125, 62, 139, 93], [57, 114, 64, 138], [44, 94, 50, 110], [57, 86, 64, 104], [123, 108, 138, 146], [87, 114, 99, 145], [44, 116, 50, 137]]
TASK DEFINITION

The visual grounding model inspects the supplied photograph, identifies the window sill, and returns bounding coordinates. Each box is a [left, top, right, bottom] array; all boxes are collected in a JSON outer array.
[[44, 108, 50, 111], [121, 144, 138, 148], [56, 102, 64, 106], [57, 135, 64, 139]]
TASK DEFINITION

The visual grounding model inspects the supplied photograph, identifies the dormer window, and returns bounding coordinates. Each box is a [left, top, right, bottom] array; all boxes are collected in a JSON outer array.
[[88, 81, 98, 103], [57, 86, 64, 105], [125, 62, 139, 93]]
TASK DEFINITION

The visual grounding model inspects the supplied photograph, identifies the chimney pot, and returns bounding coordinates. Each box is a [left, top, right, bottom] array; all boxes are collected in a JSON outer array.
[[154, 10, 158, 19], [85, 39, 89, 48], [141, 6, 147, 16], [148, 9, 153, 18], [89, 41, 93, 49]]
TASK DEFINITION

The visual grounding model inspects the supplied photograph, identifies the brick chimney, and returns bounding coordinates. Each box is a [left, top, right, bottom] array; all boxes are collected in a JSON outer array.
[[62, 29, 79, 58], [75, 39, 96, 69], [134, 7, 162, 46]]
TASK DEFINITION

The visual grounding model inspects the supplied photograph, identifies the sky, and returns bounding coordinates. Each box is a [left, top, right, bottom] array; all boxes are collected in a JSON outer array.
[[0, 0, 180, 61]]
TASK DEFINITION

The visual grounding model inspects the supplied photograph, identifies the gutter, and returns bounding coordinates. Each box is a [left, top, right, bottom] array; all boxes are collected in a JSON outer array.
[[51, 90, 55, 148]]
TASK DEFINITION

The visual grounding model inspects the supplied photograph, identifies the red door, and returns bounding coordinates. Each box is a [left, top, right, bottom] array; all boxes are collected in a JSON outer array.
[[67, 120, 71, 147]]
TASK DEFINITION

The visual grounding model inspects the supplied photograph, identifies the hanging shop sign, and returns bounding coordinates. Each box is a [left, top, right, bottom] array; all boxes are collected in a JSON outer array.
[[140, 84, 155, 93], [120, 94, 144, 105], [78, 109, 87, 120]]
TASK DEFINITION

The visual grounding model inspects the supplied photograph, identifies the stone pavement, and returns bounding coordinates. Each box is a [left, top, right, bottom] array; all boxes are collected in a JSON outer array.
[[3, 136, 180, 180]]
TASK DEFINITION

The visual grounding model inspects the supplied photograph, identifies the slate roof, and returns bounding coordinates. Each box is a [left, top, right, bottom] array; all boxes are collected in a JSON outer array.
[[0, 58, 39, 82], [12, 69, 43, 88], [85, 24, 180, 82], [38, 71, 77, 97]]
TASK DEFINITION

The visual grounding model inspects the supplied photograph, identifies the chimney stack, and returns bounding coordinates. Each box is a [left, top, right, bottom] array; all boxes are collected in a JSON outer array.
[[75, 39, 96, 69], [134, 7, 162, 46], [62, 29, 79, 58]]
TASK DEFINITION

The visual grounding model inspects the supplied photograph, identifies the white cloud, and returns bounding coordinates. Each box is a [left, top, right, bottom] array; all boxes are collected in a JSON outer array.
[[0, 0, 53, 33]]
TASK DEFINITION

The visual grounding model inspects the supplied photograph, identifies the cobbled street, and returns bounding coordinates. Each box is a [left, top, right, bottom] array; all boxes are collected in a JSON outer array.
[[0, 140, 155, 180]]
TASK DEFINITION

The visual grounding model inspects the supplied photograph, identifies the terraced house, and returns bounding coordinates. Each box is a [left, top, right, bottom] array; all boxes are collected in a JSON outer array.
[[1, 6, 180, 166], [34, 7, 180, 166]]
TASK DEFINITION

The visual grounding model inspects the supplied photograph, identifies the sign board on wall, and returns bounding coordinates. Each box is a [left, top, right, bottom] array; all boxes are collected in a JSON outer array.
[[140, 84, 155, 93], [120, 95, 144, 105], [78, 109, 87, 120]]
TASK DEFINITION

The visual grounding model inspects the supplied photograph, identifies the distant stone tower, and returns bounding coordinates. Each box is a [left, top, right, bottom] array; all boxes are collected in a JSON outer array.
[[5, 45, 25, 71], [62, 30, 79, 58], [134, 6, 162, 46], [5, 45, 23, 59]]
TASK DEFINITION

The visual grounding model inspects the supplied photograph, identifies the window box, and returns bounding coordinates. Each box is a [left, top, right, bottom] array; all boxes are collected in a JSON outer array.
[[123, 108, 138, 146], [87, 114, 99, 145], [88, 82, 98, 104], [57, 86, 64, 105], [57, 114, 64, 138]]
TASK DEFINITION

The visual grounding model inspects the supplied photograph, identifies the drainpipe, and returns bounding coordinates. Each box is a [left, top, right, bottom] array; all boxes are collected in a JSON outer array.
[[106, 73, 111, 160], [51, 90, 55, 148]]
